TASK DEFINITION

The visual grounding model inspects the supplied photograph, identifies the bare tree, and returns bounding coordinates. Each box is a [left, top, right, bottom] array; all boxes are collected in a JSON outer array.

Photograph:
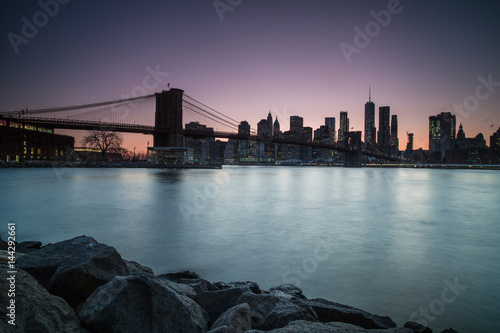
[[82, 130, 124, 161]]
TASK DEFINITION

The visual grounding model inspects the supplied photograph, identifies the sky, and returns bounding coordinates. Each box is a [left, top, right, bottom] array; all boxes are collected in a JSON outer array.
[[1, 0, 500, 153]]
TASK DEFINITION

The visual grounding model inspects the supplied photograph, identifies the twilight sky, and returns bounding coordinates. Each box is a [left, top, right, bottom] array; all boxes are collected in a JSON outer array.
[[1, 0, 500, 153]]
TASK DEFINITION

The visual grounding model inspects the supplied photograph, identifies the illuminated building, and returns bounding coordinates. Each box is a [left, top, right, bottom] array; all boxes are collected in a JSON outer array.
[[429, 112, 456, 160], [0, 116, 74, 162], [364, 87, 376, 147]]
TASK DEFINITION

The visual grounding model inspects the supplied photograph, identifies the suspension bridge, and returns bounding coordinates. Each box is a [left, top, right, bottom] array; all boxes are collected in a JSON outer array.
[[0, 88, 402, 166]]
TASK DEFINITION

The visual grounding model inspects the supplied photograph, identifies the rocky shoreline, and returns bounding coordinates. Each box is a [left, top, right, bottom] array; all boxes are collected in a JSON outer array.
[[0, 236, 458, 333]]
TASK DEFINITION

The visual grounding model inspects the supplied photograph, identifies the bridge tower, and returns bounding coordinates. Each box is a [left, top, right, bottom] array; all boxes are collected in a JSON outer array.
[[154, 88, 184, 147], [344, 131, 363, 167]]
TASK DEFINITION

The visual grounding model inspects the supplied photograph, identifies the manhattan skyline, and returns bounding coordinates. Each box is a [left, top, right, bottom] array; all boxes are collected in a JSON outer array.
[[1, 0, 499, 152]]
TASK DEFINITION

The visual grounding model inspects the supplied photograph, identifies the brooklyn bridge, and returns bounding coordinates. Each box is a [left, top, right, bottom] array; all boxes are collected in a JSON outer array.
[[0, 88, 402, 167]]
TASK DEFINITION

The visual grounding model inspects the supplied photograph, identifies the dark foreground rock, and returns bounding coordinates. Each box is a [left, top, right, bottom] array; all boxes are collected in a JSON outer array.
[[16, 235, 130, 310], [404, 321, 433, 333], [298, 297, 397, 329], [79, 273, 207, 333], [238, 291, 319, 331], [208, 303, 252, 333], [0, 266, 81, 333]]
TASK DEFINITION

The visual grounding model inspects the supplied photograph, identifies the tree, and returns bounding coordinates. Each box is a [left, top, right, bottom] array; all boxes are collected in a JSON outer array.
[[82, 130, 124, 161]]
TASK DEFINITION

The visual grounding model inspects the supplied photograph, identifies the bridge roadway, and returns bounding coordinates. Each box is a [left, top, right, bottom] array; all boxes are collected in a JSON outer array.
[[1, 116, 402, 162]]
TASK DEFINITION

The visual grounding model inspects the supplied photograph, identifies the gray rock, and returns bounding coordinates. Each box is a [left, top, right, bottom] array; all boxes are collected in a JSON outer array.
[[17, 240, 42, 253], [163, 279, 198, 299], [79, 273, 207, 333], [246, 321, 414, 333], [16, 235, 130, 310], [214, 281, 261, 294], [298, 298, 397, 329], [440, 330, 458, 333], [245, 320, 367, 332], [157, 270, 200, 282], [0, 267, 82, 333], [123, 259, 154, 275], [195, 282, 260, 325], [208, 303, 252, 333], [177, 278, 219, 295], [404, 321, 433, 333], [269, 284, 307, 299], [238, 292, 318, 331]]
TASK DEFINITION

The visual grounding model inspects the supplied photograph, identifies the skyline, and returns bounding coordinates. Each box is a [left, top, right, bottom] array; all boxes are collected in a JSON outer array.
[[1, 0, 500, 153]]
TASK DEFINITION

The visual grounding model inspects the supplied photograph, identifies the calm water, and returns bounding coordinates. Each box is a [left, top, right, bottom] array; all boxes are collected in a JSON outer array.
[[1, 166, 499, 332]]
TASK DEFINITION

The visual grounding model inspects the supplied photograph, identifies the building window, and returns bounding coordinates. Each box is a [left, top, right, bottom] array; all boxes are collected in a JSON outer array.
[[31, 148, 34, 155]]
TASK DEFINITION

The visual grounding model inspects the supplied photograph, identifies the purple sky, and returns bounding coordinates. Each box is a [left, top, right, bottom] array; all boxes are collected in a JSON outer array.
[[1, 0, 499, 152]]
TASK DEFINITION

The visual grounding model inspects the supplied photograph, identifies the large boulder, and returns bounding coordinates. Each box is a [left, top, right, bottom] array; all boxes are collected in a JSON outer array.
[[17, 240, 43, 253], [298, 298, 397, 329], [177, 278, 219, 295], [238, 292, 318, 331], [123, 259, 154, 275], [195, 282, 261, 326], [208, 303, 252, 333], [0, 266, 82, 333], [158, 270, 200, 282], [79, 273, 207, 333], [269, 284, 307, 299], [16, 235, 130, 310]]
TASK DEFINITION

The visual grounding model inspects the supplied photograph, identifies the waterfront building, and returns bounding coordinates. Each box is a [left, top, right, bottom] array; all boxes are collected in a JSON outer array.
[[0, 116, 74, 162], [338, 111, 349, 145], [364, 87, 376, 147], [429, 112, 456, 161], [325, 117, 336, 142]]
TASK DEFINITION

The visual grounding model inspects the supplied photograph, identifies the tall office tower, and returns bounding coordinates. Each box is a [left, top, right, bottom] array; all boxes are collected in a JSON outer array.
[[290, 116, 304, 135], [391, 114, 399, 153], [267, 111, 273, 136], [377, 106, 391, 148], [237, 120, 251, 161], [325, 117, 336, 141], [406, 132, 414, 151], [338, 111, 349, 144], [429, 112, 456, 160], [364, 87, 376, 146], [274, 117, 281, 138]]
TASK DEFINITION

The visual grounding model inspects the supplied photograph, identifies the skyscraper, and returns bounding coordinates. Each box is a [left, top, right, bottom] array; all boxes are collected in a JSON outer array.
[[377, 106, 391, 148], [267, 111, 273, 136], [364, 87, 376, 147], [338, 111, 349, 144], [429, 112, 456, 160], [274, 117, 281, 138], [237, 120, 250, 161], [290, 116, 303, 135], [391, 114, 399, 155], [325, 117, 336, 141]]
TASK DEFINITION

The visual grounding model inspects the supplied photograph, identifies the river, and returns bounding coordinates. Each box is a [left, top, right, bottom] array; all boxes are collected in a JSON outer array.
[[1, 166, 499, 332]]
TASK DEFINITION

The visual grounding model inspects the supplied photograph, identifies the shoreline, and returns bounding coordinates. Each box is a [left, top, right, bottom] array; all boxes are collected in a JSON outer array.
[[1, 235, 459, 333]]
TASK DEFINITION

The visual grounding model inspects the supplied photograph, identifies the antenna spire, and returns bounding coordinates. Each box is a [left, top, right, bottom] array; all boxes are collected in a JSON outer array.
[[369, 85, 371, 102]]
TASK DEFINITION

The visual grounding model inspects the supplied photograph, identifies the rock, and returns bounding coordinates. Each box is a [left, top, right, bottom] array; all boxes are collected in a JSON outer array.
[[79, 273, 207, 333], [177, 278, 219, 295], [17, 240, 43, 253], [163, 279, 198, 299], [298, 298, 397, 329], [238, 291, 318, 331], [214, 281, 261, 294], [0, 250, 24, 263], [0, 267, 82, 333], [157, 270, 200, 282], [0, 236, 9, 250], [208, 303, 252, 333], [245, 320, 367, 332], [440, 330, 458, 333], [403, 321, 433, 332], [123, 259, 154, 275], [269, 284, 307, 299], [16, 235, 130, 310], [196, 282, 261, 326], [246, 321, 414, 333]]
